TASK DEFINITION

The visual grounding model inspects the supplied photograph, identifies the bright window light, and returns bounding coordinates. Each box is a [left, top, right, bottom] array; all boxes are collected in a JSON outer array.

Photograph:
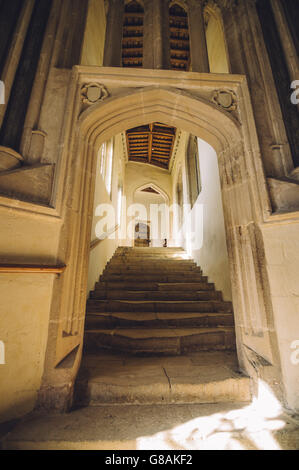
[[105, 140, 113, 196]]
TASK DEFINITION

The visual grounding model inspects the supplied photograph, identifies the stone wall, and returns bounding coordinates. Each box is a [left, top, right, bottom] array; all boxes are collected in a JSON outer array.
[[0, 198, 62, 421], [262, 220, 299, 410], [87, 133, 125, 294], [171, 132, 232, 301]]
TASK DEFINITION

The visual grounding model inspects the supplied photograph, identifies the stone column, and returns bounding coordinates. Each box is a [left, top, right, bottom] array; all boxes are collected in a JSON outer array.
[[143, 0, 171, 69], [103, 0, 125, 67], [0, 0, 35, 130], [21, 0, 64, 163], [220, 0, 293, 178], [270, 0, 299, 86], [188, 0, 210, 73]]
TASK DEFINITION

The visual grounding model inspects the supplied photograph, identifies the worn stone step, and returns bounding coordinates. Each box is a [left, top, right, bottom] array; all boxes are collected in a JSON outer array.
[[84, 327, 236, 355], [85, 312, 234, 329], [113, 253, 188, 260], [74, 351, 251, 407], [107, 260, 199, 271], [105, 266, 201, 274], [100, 274, 209, 283], [158, 282, 214, 291], [117, 248, 185, 253], [94, 281, 215, 292], [109, 259, 195, 265], [107, 264, 198, 271], [90, 289, 223, 301], [110, 257, 195, 264], [114, 254, 187, 260], [86, 299, 233, 313], [114, 253, 189, 259]]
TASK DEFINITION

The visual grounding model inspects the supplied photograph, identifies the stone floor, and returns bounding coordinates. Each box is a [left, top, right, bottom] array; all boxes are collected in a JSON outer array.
[[3, 401, 299, 450], [2, 351, 299, 450]]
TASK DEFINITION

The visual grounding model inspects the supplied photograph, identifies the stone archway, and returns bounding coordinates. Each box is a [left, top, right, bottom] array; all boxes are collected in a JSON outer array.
[[37, 68, 280, 412], [133, 183, 170, 247], [134, 183, 170, 205]]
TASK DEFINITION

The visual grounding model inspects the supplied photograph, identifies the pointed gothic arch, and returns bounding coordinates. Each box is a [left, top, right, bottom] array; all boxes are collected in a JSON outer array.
[[134, 182, 170, 205], [37, 72, 276, 413]]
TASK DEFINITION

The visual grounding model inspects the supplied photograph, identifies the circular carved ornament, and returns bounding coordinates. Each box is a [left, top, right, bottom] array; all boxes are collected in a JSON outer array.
[[81, 83, 109, 105], [212, 90, 237, 112]]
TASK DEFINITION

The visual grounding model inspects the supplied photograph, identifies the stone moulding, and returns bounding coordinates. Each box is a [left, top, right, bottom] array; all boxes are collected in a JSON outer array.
[[0, 163, 55, 206], [0, 146, 24, 172], [0, 193, 61, 220]]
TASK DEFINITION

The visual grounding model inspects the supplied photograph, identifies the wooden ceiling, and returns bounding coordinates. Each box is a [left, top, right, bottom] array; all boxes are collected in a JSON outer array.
[[169, 4, 190, 71], [126, 123, 176, 170], [122, 1, 143, 68], [122, 2, 190, 71]]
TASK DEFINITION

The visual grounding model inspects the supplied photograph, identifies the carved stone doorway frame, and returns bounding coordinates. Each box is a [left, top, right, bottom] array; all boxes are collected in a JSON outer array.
[[38, 67, 282, 411]]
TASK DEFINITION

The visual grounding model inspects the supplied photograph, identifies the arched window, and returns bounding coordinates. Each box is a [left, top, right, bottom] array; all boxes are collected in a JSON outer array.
[[204, 5, 229, 73], [176, 169, 184, 228], [169, 3, 190, 71], [98, 138, 114, 197], [122, 0, 144, 68], [117, 183, 123, 226], [186, 135, 201, 208]]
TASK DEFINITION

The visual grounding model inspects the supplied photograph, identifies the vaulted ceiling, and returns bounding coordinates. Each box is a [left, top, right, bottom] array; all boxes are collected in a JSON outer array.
[[126, 123, 176, 170]]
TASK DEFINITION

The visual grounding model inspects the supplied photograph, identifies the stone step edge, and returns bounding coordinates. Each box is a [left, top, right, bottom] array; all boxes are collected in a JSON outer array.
[[84, 327, 235, 338], [93, 288, 215, 294], [87, 300, 232, 304], [93, 285, 215, 292], [89, 292, 222, 300], [86, 300, 233, 311], [85, 311, 234, 318], [76, 376, 252, 407]]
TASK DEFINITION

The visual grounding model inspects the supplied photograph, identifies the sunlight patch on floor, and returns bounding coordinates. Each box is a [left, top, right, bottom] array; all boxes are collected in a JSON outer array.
[[136, 381, 289, 450]]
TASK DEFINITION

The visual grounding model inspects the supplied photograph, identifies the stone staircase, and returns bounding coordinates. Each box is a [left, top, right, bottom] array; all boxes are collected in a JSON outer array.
[[74, 248, 250, 408], [2, 248, 257, 449], [84, 247, 236, 356]]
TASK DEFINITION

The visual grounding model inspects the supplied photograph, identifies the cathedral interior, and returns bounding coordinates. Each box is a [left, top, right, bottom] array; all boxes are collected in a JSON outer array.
[[0, 0, 299, 451]]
